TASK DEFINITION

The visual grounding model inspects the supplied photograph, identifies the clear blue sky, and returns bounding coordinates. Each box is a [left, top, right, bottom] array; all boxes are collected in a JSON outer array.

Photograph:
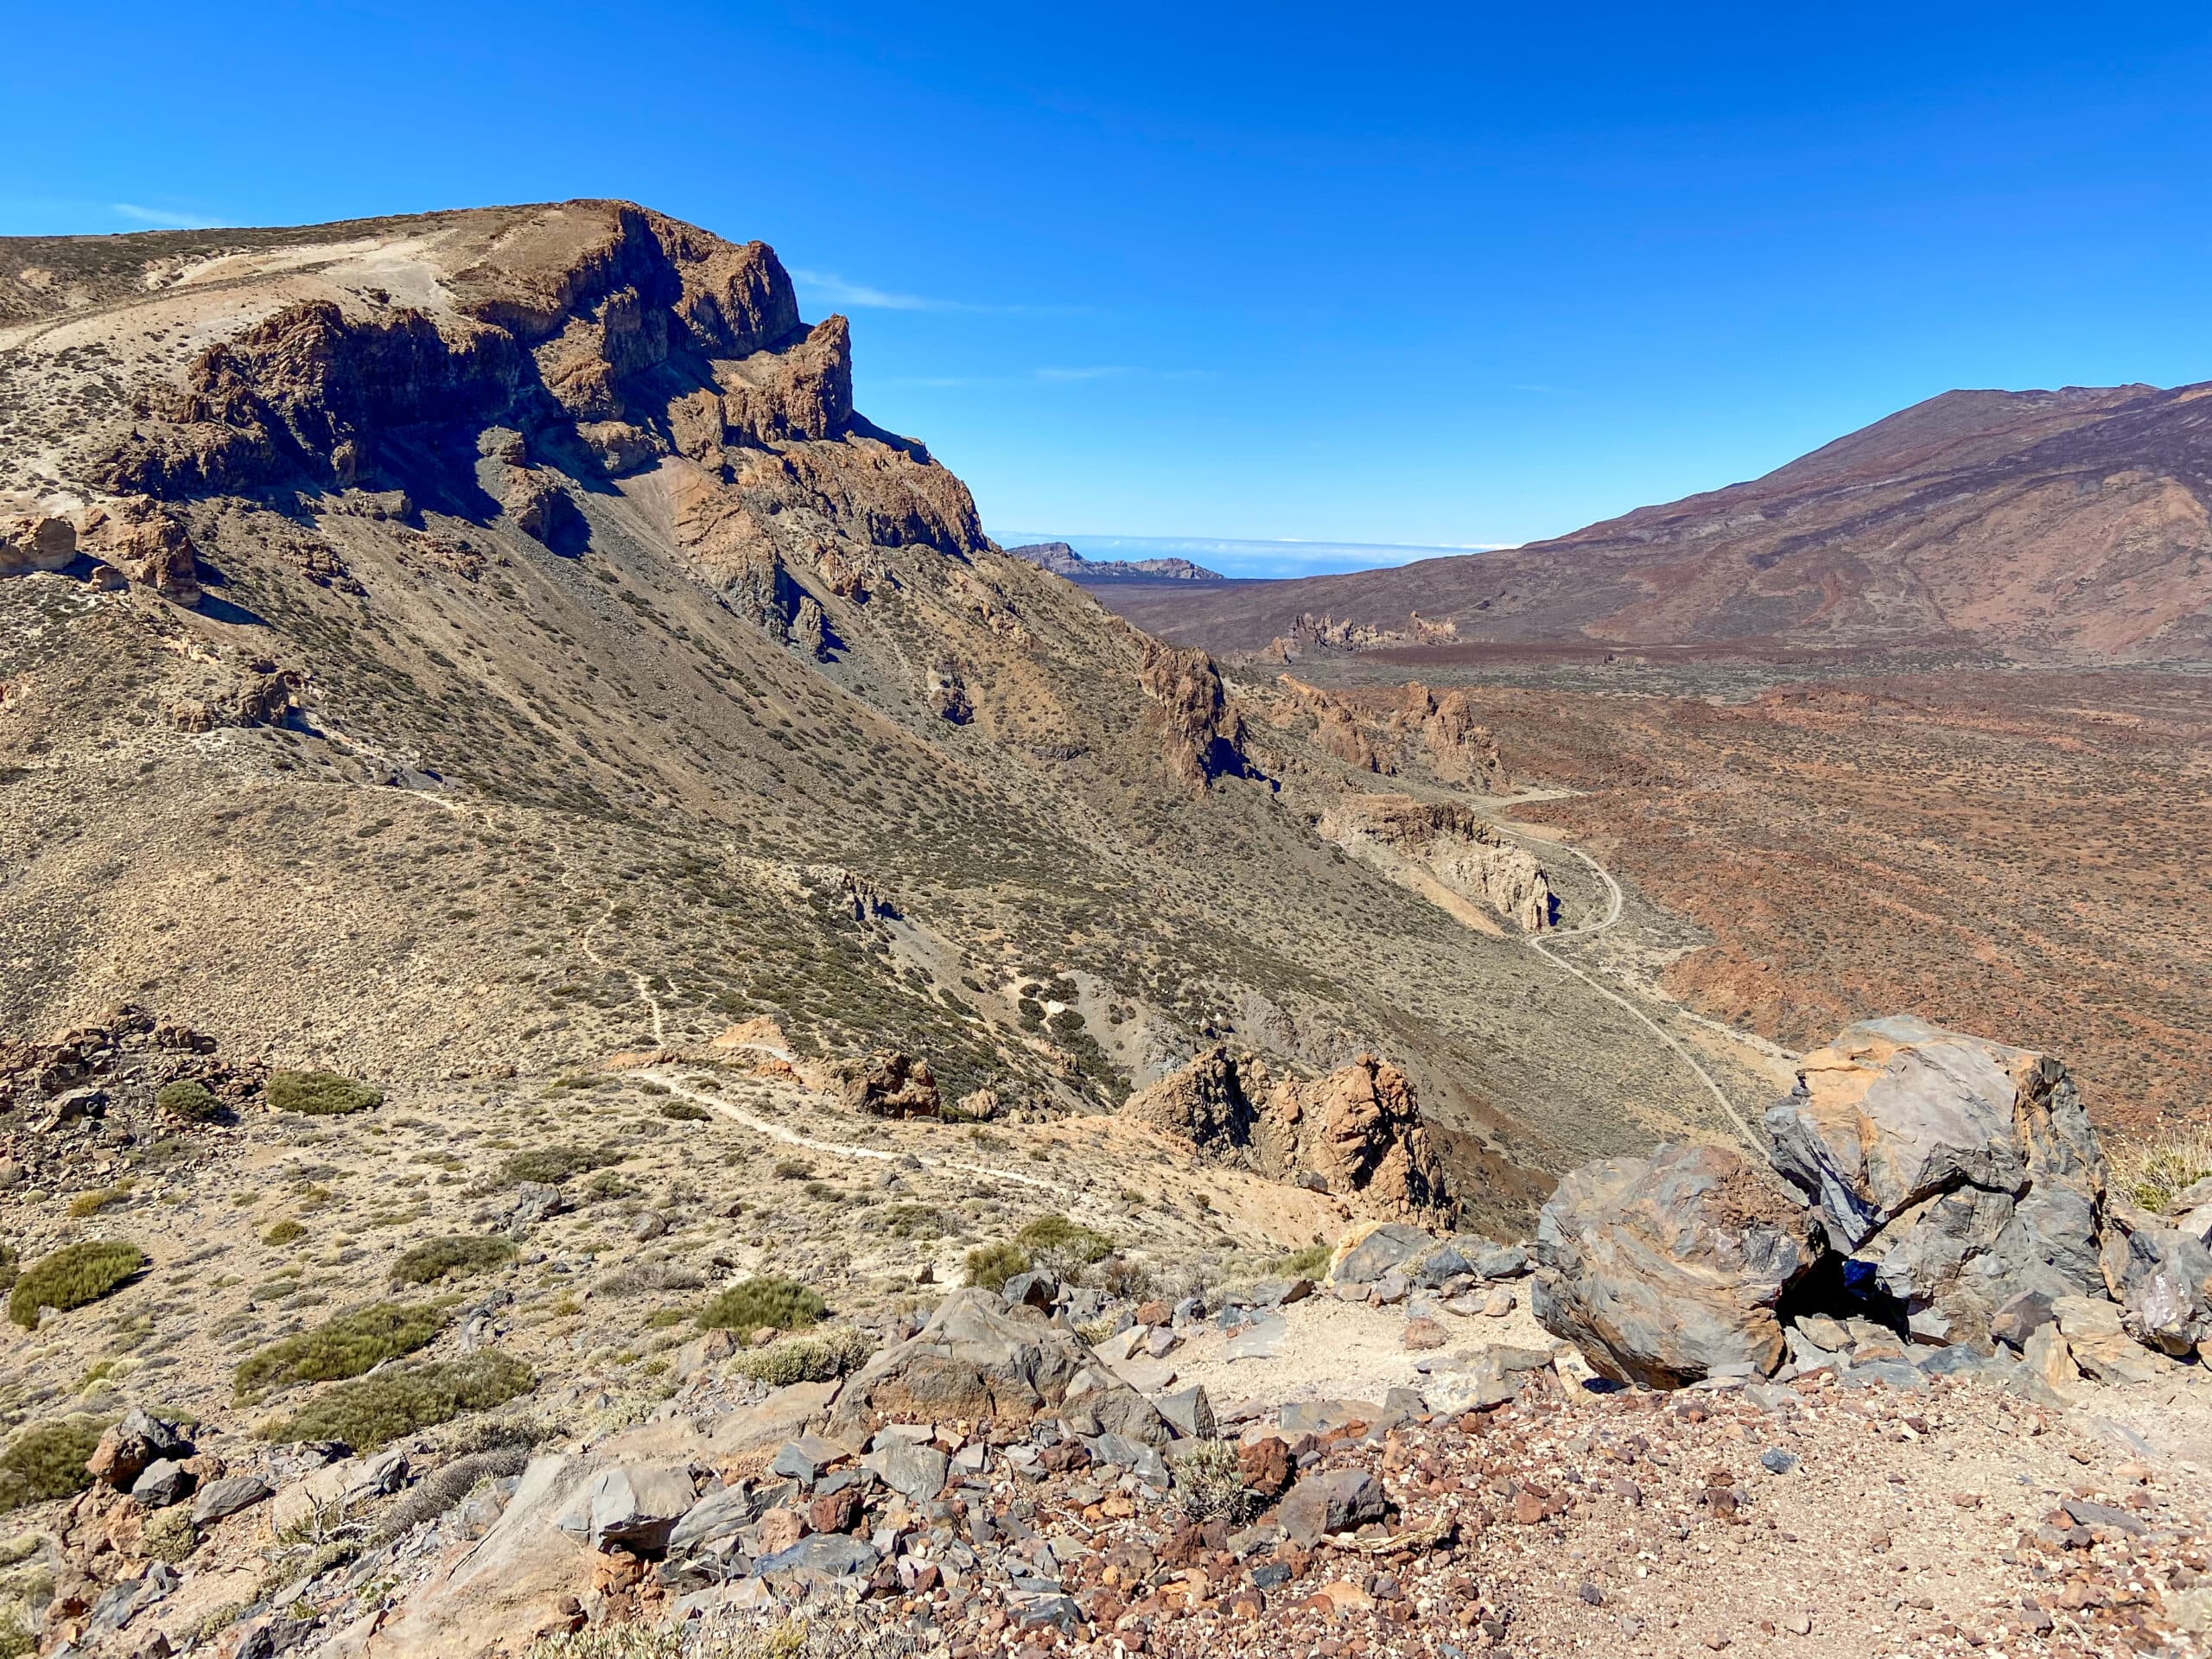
[[9, 3, 2211, 575]]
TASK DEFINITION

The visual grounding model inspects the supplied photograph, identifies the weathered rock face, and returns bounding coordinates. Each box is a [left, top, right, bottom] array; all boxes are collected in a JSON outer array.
[[1764, 1016, 2108, 1347], [1126, 1047, 1454, 1226], [1531, 1141, 1816, 1388], [1316, 794, 1554, 931], [0, 513, 76, 576], [721, 315, 852, 443], [1137, 639, 1247, 787], [1272, 677, 1509, 791], [839, 1050, 940, 1118], [831, 1287, 1167, 1445]]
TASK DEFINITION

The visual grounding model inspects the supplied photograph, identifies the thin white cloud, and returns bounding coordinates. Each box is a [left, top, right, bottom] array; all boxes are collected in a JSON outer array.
[[790, 268, 960, 311], [790, 268, 1090, 319], [112, 202, 224, 229]]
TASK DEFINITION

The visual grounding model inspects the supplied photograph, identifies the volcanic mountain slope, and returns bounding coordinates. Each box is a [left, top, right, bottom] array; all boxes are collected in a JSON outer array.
[[0, 201, 1773, 1226], [1100, 382, 2212, 661]]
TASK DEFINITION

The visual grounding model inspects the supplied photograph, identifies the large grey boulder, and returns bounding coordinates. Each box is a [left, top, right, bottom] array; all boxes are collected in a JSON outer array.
[[831, 1287, 1169, 1445], [1764, 1017, 2108, 1348], [1330, 1224, 1429, 1285], [1531, 1141, 1815, 1388], [556, 1465, 699, 1554]]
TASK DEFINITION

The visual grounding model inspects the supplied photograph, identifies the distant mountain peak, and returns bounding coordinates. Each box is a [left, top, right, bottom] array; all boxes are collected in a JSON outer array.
[[1004, 540, 1225, 582]]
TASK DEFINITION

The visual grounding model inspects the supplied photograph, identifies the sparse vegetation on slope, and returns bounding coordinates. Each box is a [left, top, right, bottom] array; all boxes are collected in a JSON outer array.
[[234, 1301, 447, 1400], [7, 1241, 145, 1330], [257, 1350, 534, 1449], [267, 1070, 382, 1116], [391, 1236, 518, 1287], [696, 1276, 825, 1335], [0, 1416, 107, 1510]]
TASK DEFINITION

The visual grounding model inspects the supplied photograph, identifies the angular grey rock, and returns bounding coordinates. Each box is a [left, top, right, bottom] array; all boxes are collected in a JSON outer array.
[[192, 1475, 273, 1525], [91, 1408, 192, 1491], [1001, 1271, 1059, 1310], [1413, 1243, 1474, 1287], [1222, 1311, 1287, 1362], [561, 1465, 697, 1554], [130, 1459, 194, 1508], [1331, 1224, 1429, 1285], [768, 1436, 850, 1484], [832, 1287, 1168, 1445], [1155, 1384, 1217, 1440], [1473, 1244, 1531, 1281], [1532, 1141, 1815, 1388], [861, 1440, 949, 1503], [1425, 1345, 1556, 1411], [1247, 1276, 1313, 1308], [1764, 1017, 2109, 1349], [669, 1482, 762, 1554], [1989, 1289, 2056, 1350], [509, 1182, 570, 1228], [1278, 1467, 1388, 1546], [2099, 1201, 2212, 1356], [754, 1532, 880, 1583]]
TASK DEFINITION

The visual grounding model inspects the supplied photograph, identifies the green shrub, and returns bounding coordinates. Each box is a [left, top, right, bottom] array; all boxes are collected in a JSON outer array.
[[67, 1183, 131, 1220], [1014, 1213, 1114, 1270], [500, 1145, 620, 1185], [267, 1071, 382, 1116], [696, 1276, 825, 1334], [143, 1503, 199, 1562], [391, 1236, 518, 1287], [234, 1302, 446, 1401], [156, 1080, 223, 1122], [963, 1242, 1029, 1293], [9, 1241, 146, 1330], [729, 1325, 872, 1386], [1266, 1241, 1332, 1280], [657, 1100, 709, 1122], [263, 1219, 307, 1247], [0, 1416, 107, 1510], [258, 1351, 535, 1450]]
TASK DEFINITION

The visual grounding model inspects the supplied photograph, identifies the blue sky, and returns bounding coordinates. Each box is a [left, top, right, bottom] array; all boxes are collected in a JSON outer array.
[[9, 3, 2212, 576]]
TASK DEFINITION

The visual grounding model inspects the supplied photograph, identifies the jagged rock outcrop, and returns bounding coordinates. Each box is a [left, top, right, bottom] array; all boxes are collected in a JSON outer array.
[[1317, 795, 1554, 931], [1126, 1046, 1453, 1225], [838, 1050, 940, 1118], [1531, 1141, 1818, 1387], [1274, 678, 1508, 790], [0, 512, 76, 576], [1764, 1016, 2108, 1347], [1136, 639, 1247, 787], [721, 315, 852, 443], [830, 1287, 1168, 1445]]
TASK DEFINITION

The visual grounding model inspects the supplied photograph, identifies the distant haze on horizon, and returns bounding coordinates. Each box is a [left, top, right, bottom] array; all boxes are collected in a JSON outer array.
[[7, 3, 2209, 548], [996, 533, 1514, 581]]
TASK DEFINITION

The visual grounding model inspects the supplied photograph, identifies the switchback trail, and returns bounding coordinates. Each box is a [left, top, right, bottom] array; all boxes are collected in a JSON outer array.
[[1481, 791, 1762, 1149]]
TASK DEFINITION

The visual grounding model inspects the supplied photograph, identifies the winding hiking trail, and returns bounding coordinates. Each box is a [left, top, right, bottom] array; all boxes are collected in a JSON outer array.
[[1480, 791, 1763, 1149]]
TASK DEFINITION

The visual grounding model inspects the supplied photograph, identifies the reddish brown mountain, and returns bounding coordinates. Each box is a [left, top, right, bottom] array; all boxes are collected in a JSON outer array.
[[1101, 383, 2212, 661]]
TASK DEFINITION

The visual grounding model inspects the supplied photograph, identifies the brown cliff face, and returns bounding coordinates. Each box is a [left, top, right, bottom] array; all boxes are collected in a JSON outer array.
[[1127, 1045, 1455, 1225], [1096, 383, 2212, 663], [1136, 638, 1248, 786]]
